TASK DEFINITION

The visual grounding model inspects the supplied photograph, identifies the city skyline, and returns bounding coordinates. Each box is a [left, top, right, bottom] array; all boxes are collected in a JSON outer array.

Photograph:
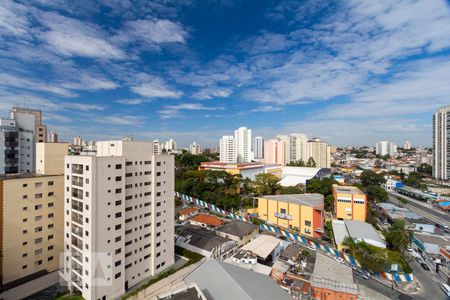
[[1, 1, 450, 147]]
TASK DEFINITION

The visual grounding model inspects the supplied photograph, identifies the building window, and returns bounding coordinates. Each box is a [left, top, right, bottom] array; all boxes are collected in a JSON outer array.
[[115, 188, 122, 194], [35, 238, 43, 244], [115, 272, 121, 279], [115, 176, 122, 182], [23, 195, 28, 199], [35, 182, 43, 188], [23, 183, 27, 187], [35, 193, 43, 199], [48, 181, 54, 186]]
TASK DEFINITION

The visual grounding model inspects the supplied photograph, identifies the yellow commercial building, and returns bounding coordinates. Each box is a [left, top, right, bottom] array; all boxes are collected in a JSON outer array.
[[257, 194, 324, 238], [0, 143, 67, 299], [333, 185, 367, 222]]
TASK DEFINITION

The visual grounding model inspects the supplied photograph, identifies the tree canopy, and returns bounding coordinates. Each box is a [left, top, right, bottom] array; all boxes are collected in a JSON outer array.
[[360, 170, 386, 186]]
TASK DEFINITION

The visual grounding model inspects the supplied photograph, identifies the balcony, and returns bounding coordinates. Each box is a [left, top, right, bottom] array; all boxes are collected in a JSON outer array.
[[71, 225, 83, 238], [71, 236, 83, 250], [71, 200, 83, 213], [71, 261, 83, 276], [71, 164, 83, 175], [71, 212, 83, 225], [71, 176, 83, 187], [71, 248, 83, 263], [4, 141, 18, 147], [71, 188, 83, 200]]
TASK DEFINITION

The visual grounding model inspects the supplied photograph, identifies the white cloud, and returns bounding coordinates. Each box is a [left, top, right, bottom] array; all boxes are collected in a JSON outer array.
[[37, 11, 126, 59], [102, 115, 144, 126], [0, 73, 77, 97], [114, 19, 188, 45], [192, 87, 232, 100], [130, 74, 182, 98], [0, 1, 30, 36], [116, 98, 149, 105], [158, 103, 223, 119], [64, 102, 105, 111]]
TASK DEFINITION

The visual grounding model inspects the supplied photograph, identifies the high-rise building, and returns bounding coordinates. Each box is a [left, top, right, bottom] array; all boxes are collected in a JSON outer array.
[[11, 107, 47, 143], [403, 141, 412, 150], [153, 139, 162, 154], [307, 138, 331, 168], [49, 130, 58, 143], [220, 136, 236, 163], [254, 136, 264, 159], [276, 135, 290, 164], [61, 140, 174, 300], [264, 138, 285, 165], [375, 141, 397, 156], [73, 136, 82, 146], [234, 127, 253, 163], [433, 105, 450, 180], [0, 143, 67, 300], [189, 142, 201, 155], [289, 133, 308, 163], [164, 139, 177, 152], [0, 109, 39, 174]]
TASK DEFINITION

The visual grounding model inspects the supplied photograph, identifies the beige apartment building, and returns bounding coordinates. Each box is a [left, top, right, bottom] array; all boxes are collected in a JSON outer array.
[[0, 142, 67, 300]]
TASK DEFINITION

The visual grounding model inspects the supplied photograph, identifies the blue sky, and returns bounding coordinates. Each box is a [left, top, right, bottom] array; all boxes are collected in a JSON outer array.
[[1, 0, 450, 147]]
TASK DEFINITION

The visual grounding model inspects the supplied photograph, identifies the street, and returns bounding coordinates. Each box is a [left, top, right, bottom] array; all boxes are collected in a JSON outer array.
[[409, 259, 448, 300], [387, 192, 450, 225]]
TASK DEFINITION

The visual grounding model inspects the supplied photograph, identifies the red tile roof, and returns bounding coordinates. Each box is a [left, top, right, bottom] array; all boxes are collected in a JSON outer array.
[[190, 214, 224, 226], [179, 207, 200, 216]]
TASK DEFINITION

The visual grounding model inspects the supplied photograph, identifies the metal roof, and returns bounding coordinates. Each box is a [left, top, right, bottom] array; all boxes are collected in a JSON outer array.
[[345, 220, 386, 248], [311, 253, 358, 295], [241, 235, 282, 259], [216, 221, 259, 238], [260, 194, 324, 207], [184, 259, 291, 300]]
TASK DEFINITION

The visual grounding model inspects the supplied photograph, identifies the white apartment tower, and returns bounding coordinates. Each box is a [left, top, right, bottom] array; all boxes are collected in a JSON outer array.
[[276, 135, 290, 164], [254, 137, 264, 159], [375, 141, 397, 156], [433, 105, 450, 180], [234, 127, 253, 163], [152, 140, 162, 155], [61, 140, 174, 300], [189, 142, 201, 155], [164, 139, 177, 152], [307, 138, 331, 168], [219, 136, 236, 163], [290, 133, 308, 162]]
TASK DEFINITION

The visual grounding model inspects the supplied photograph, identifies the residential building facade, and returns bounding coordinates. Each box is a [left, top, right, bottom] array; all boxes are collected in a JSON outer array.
[[0, 143, 66, 300], [433, 105, 450, 180], [264, 138, 285, 165], [375, 141, 398, 156], [307, 138, 331, 168], [219, 135, 237, 163], [61, 140, 174, 300], [234, 127, 253, 163], [254, 136, 264, 160]]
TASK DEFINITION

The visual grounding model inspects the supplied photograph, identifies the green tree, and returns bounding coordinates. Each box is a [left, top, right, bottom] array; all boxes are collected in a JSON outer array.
[[417, 163, 432, 175], [360, 170, 386, 186], [279, 184, 305, 194], [250, 173, 280, 196], [287, 160, 306, 167], [306, 157, 317, 167], [404, 172, 426, 189], [385, 220, 409, 252], [365, 185, 388, 203]]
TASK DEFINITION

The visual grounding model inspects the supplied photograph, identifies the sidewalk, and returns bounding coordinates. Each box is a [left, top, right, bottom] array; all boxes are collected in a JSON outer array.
[[372, 274, 422, 295]]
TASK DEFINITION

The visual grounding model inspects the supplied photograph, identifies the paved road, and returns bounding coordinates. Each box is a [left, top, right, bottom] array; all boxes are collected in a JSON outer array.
[[408, 259, 448, 300], [355, 276, 413, 300], [387, 192, 450, 225]]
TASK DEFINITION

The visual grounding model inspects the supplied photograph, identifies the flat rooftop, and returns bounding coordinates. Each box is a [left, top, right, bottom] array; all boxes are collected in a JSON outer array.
[[333, 184, 365, 195], [311, 253, 358, 295], [200, 161, 279, 170], [414, 233, 450, 249], [176, 225, 232, 252], [0, 173, 62, 180], [260, 194, 324, 207]]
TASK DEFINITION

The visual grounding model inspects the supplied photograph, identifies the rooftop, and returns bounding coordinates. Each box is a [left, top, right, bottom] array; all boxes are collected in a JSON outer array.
[[311, 253, 358, 295], [0, 173, 62, 180], [345, 220, 386, 248], [184, 259, 291, 300], [333, 184, 365, 196], [241, 234, 282, 259], [414, 233, 450, 249], [279, 243, 302, 262], [178, 206, 200, 216], [260, 194, 324, 208], [156, 283, 206, 300], [176, 225, 233, 252], [216, 220, 259, 238], [200, 161, 277, 170], [190, 214, 224, 227]]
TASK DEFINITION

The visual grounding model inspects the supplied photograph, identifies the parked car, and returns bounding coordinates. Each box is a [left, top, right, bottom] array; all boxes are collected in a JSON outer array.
[[420, 263, 430, 271], [441, 283, 450, 296], [334, 256, 345, 264], [407, 247, 413, 252], [354, 270, 369, 280]]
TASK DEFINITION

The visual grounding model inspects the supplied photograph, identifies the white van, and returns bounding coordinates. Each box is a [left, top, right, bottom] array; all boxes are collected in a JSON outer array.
[[441, 283, 450, 297]]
